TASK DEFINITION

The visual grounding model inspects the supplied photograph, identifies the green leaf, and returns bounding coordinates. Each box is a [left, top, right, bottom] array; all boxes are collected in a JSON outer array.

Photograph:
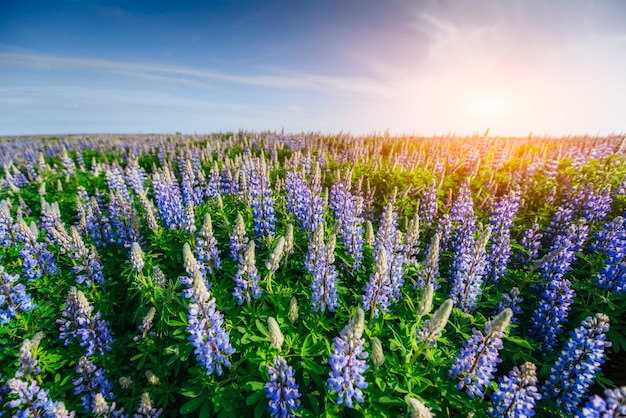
[[505, 336, 533, 349], [244, 381, 266, 391], [180, 397, 205, 414]]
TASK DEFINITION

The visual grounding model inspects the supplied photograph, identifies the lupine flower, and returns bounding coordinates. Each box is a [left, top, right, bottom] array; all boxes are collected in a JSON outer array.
[[578, 387, 626, 418], [284, 224, 294, 257], [419, 179, 438, 230], [130, 242, 145, 273], [284, 169, 324, 232], [91, 392, 125, 417], [229, 213, 248, 263], [362, 247, 391, 318], [17, 220, 59, 281], [407, 397, 433, 418], [448, 225, 491, 313], [152, 266, 167, 288], [195, 213, 222, 277], [134, 392, 163, 418], [308, 231, 339, 313], [265, 236, 285, 277], [265, 356, 301, 418], [364, 220, 375, 247], [542, 313, 611, 414], [145, 370, 160, 386], [529, 277, 575, 353], [134, 307, 156, 341], [250, 158, 276, 237], [15, 331, 44, 378], [485, 190, 521, 283], [183, 271, 235, 376], [5, 378, 58, 417], [183, 201, 196, 234], [416, 299, 453, 346], [449, 308, 512, 398], [327, 308, 369, 408], [494, 287, 523, 325], [152, 167, 185, 230], [589, 216, 625, 253], [517, 223, 543, 265], [268, 317, 284, 350], [57, 287, 115, 356], [329, 174, 365, 270], [487, 362, 541, 417], [138, 192, 159, 232], [233, 242, 262, 305], [414, 233, 441, 290], [55, 402, 76, 418], [73, 356, 115, 414], [404, 209, 421, 265], [0, 267, 35, 324]]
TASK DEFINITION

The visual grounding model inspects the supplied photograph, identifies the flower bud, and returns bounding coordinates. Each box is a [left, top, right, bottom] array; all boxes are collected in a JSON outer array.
[[418, 284, 434, 316], [288, 296, 299, 323], [371, 337, 384, 368], [268, 317, 284, 350], [408, 397, 433, 418]]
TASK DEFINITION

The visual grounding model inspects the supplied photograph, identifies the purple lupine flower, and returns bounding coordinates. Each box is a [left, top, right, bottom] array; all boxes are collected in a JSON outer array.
[[108, 190, 139, 247], [105, 164, 131, 202], [207, 162, 222, 199], [124, 159, 148, 195], [138, 192, 160, 232], [15, 331, 44, 378], [5, 378, 58, 417], [589, 216, 625, 253], [542, 313, 611, 414], [250, 158, 276, 237], [485, 190, 521, 283], [183, 271, 235, 376], [284, 169, 324, 233], [17, 220, 59, 281], [329, 174, 365, 270], [181, 160, 202, 207], [233, 241, 262, 305], [372, 201, 406, 303], [403, 209, 421, 266], [449, 309, 512, 398], [487, 362, 541, 418], [72, 356, 115, 414], [327, 309, 369, 408], [57, 287, 114, 356], [152, 166, 185, 230], [0, 199, 19, 247], [436, 214, 453, 251], [134, 392, 163, 418], [308, 228, 339, 313], [362, 247, 391, 318], [420, 179, 438, 230], [528, 277, 575, 353], [229, 213, 249, 263], [264, 356, 301, 418], [494, 287, 523, 325], [414, 233, 441, 290], [60, 147, 76, 175], [517, 223, 543, 265], [183, 201, 196, 234], [578, 387, 626, 418], [581, 185, 612, 224], [448, 225, 491, 313], [85, 196, 114, 247], [595, 241, 626, 295], [195, 213, 222, 277], [0, 267, 35, 324]]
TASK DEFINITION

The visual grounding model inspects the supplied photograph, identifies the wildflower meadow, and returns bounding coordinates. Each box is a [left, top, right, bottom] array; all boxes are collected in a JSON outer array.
[[1, 133, 626, 417]]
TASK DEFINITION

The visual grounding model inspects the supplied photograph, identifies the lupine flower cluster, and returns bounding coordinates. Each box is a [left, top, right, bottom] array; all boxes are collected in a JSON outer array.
[[16, 219, 59, 281], [4, 378, 59, 417], [592, 216, 626, 294], [542, 313, 611, 414], [485, 190, 521, 283], [487, 362, 541, 417], [309, 229, 339, 312], [264, 356, 301, 417], [329, 174, 365, 270], [195, 213, 222, 277], [449, 309, 512, 398], [0, 266, 35, 324], [419, 179, 438, 229], [448, 225, 491, 313], [181, 268, 235, 376], [229, 213, 249, 263], [72, 356, 120, 415], [284, 168, 324, 233], [57, 287, 115, 356], [578, 386, 626, 418], [517, 222, 543, 264], [327, 309, 369, 408], [416, 299, 453, 346], [232, 242, 262, 305], [494, 287, 523, 325], [249, 158, 276, 237], [152, 166, 185, 229]]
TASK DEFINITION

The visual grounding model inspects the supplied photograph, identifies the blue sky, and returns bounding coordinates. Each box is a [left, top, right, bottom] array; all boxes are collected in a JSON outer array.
[[1, 0, 626, 136]]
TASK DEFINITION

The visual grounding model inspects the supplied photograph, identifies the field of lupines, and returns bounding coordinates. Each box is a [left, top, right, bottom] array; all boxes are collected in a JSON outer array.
[[1, 132, 626, 417]]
